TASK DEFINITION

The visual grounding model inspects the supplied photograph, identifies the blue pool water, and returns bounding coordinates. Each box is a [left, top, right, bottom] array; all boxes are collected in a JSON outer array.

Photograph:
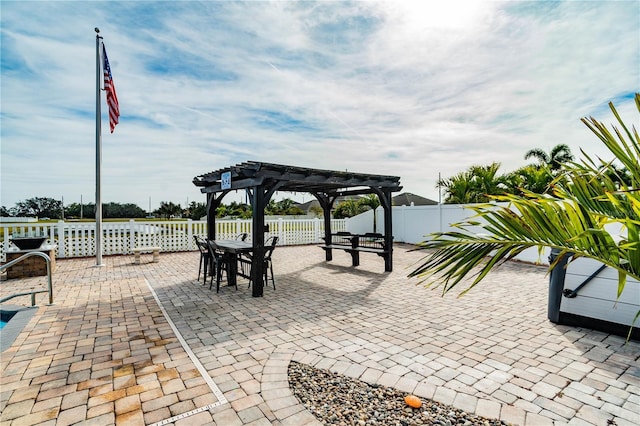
[[2, 308, 36, 352], [1, 311, 17, 330]]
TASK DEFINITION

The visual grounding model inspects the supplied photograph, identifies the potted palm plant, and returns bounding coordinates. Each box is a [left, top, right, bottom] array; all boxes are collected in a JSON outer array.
[[410, 94, 640, 339]]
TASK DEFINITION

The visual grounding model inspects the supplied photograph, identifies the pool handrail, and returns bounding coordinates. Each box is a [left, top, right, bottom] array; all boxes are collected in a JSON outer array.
[[0, 251, 53, 305]]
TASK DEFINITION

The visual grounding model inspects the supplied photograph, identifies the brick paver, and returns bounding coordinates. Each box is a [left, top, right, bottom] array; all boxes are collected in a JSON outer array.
[[1, 256, 223, 425], [1, 245, 639, 425]]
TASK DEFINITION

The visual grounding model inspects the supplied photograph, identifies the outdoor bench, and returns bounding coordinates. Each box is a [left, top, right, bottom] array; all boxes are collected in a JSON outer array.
[[321, 231, 354, 249], [132, 246, 161, 264], [320, 232, 389, 267]]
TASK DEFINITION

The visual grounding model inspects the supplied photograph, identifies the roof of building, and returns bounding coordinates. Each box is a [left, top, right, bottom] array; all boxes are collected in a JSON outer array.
[[392, 192, 438, 206], [296, 195, 361, 212]]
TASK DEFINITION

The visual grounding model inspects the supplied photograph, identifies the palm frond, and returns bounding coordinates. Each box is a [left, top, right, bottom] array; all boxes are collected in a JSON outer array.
[[409, 93, 640, 341], [411, 94, 640, 300]]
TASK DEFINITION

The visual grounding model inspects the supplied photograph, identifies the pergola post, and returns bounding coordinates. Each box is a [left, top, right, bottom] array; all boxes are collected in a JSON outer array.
[[373, 188, 394, 272], [251, 186, 266, 297], [314, 193, 334, 261]]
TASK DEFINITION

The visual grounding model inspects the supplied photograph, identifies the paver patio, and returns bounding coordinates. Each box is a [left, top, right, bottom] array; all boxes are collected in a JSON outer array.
[[1, 245, 639, 425]]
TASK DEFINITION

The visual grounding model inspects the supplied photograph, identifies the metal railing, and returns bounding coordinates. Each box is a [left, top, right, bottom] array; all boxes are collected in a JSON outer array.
[[0, 251, 54, 305]]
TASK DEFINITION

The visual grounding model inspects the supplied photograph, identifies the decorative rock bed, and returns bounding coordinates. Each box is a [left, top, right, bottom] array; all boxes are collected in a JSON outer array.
[[288, 361, 509, 426]]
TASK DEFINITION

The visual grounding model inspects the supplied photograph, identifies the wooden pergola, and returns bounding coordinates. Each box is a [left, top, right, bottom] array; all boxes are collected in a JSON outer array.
[[193, 161, 402, 296]]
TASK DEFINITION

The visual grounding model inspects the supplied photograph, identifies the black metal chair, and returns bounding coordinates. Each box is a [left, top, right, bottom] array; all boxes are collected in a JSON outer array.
[[235, 232, 249, 266], [243, 236, 278, 290], [194, 235, 211, 285], [206, 239, 234, 292], [263, 236, 278, 290]]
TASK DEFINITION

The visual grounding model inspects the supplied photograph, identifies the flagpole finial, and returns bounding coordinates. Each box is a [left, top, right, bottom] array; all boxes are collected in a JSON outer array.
[[95, 27, 100, 33]]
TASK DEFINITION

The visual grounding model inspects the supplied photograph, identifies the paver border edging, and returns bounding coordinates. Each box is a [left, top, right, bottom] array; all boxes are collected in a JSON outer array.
[[261, 348, 559, 426], [144, 278, 229, 425], [261, 348, 322, 425]]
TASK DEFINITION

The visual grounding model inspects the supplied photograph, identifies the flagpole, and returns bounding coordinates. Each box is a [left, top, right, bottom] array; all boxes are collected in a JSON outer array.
[[438, 172, 443, 233], [95, 27, 103, 266]]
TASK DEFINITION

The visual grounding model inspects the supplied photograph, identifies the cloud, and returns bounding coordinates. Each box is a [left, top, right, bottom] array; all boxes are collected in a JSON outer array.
[[1, 1, 638, 210]]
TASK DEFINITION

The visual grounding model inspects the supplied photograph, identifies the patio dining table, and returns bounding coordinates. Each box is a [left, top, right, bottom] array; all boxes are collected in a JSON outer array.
[[210, 239, 253, 288]]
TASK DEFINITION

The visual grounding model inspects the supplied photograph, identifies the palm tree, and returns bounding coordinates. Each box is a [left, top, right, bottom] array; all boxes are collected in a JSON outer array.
[[438, 170, 475, 204], [358, 194, 381, 233], [155, 201, 182, 219], [469, 163, 507, 198], [504, 165, 554, 195], [524, 144, 574, 171], [410, 94, 639, 326], [333, 199, 365, 219], [309, 205, 323, 218], [439, 163, 507, 204]]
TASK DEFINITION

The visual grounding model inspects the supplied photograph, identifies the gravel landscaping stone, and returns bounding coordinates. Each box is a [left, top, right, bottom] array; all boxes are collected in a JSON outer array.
[[288, 361, 510, 426]]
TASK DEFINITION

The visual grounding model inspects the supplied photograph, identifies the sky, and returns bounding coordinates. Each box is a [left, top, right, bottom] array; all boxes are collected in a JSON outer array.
[[1, 0, 638, 212]]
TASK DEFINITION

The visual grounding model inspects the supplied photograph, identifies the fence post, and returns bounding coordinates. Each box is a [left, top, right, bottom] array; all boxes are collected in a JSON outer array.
[[314, 217, 320, 243], [187, 219, 193, 250], [57, 220, 66, 258], [277, 218, 283, 244], [399, 205, 406, 243], [1, 225, 6, 259], [129, 220, 136, 253]]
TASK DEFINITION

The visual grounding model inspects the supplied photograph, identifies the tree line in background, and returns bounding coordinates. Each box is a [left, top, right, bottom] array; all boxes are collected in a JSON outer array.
[[0, 197, 320, 220], [438, 144, 632, 203], [0, 198, 164, 220], [0, 194, 384, 221]]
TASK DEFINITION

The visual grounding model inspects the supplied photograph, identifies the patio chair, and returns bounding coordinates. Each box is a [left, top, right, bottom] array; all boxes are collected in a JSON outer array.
[[243, 236, 278, 290], [263, 236, 278, 290], [194, 235, 211, 285], [235, 232, 249, 265], [206, 239, 235, 292]]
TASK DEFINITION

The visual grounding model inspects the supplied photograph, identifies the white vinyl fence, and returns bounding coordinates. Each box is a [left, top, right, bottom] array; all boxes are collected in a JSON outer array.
[[1, 203, 565, 264], [1, 218, 347, 261], [348, 203, 551, 265]]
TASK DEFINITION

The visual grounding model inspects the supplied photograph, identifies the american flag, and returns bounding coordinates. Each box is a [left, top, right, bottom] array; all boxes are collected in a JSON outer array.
[[102, 44, 120, 133]]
